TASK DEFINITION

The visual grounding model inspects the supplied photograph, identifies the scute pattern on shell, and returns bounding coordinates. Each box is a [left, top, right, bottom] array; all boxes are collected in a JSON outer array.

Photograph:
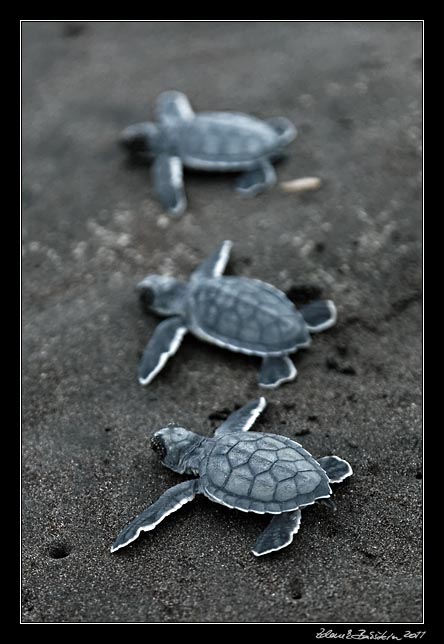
[[200, 432, 331, 514], [176, 113, 278, 167], [188, 277, 310, 356]]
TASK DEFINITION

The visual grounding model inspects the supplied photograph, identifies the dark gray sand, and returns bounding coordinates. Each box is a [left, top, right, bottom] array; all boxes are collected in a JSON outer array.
[[22, 21, 422, 623]]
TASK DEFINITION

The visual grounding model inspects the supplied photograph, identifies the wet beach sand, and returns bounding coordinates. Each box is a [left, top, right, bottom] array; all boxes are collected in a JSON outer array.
[[22, 21, 422, 623]]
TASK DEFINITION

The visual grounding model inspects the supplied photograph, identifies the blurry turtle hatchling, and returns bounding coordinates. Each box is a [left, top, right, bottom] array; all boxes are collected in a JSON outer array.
[[111, 398, 352, 556], [120, 90, 296, 216], [136, 240, 337, 389]]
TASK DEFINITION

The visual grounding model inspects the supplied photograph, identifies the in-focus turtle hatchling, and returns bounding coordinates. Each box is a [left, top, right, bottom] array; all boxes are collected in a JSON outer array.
[[111, 398, 352, 556], [120, 90, 296, 216], [136, 240, 337, 388]]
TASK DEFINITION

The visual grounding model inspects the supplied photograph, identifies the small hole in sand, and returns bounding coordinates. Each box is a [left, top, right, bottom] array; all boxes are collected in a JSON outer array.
[[289, 577, 304, 600], [48, 543, 71, 559]]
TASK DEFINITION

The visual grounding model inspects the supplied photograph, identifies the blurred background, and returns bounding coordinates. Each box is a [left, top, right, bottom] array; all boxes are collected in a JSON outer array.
[[22, 21, 422, 623]]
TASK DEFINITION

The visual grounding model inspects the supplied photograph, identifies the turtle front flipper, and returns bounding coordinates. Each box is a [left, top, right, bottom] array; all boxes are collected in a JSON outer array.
[[235, 160, 276, 197], [300, 300, 337, 333], [191, 240, 233, 280], [139, 317, 187, 386], [214, 397, 266, 437], [152, 154, 187, 217], [155, 90, 194, 127], [258, 356, 297, 388], [111, 479, 200, 553], [318, 456, 353, 483], [252, 510, 302, 556]]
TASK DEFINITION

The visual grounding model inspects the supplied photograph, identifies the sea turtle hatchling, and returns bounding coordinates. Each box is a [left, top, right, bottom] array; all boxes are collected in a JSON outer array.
[[111, 398, 352, 556], [120, 90, 296, 216], [136, 240, 337, 389]]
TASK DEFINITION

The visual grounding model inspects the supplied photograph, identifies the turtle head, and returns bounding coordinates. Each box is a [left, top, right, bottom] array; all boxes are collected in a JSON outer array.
[[137, 275, 188, 316], [119, 122, 161, 160], [151, 426, 202, 475]]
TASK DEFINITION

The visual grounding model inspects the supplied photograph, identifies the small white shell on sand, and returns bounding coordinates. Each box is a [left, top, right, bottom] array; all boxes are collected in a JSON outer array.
[[157, 214, 171, 229], [280, 177, 322, 193]]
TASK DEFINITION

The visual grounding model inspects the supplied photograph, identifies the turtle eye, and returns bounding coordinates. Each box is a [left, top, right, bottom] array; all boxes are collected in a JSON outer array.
[[151, 435, 167, 460]]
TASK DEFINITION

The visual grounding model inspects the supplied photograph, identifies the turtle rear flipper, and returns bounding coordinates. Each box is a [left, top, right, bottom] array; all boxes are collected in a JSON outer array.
[[318, 456, 353, 483], [252, 509, 302, 556], [300, 300, 337, 333], [111, 479, 200, 552], [139, 316, 187, 386], [258, 356, 297, 388], [235, 160, 276, 197], [266, 117, 297, 146], [152, 154, 187, 216]]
